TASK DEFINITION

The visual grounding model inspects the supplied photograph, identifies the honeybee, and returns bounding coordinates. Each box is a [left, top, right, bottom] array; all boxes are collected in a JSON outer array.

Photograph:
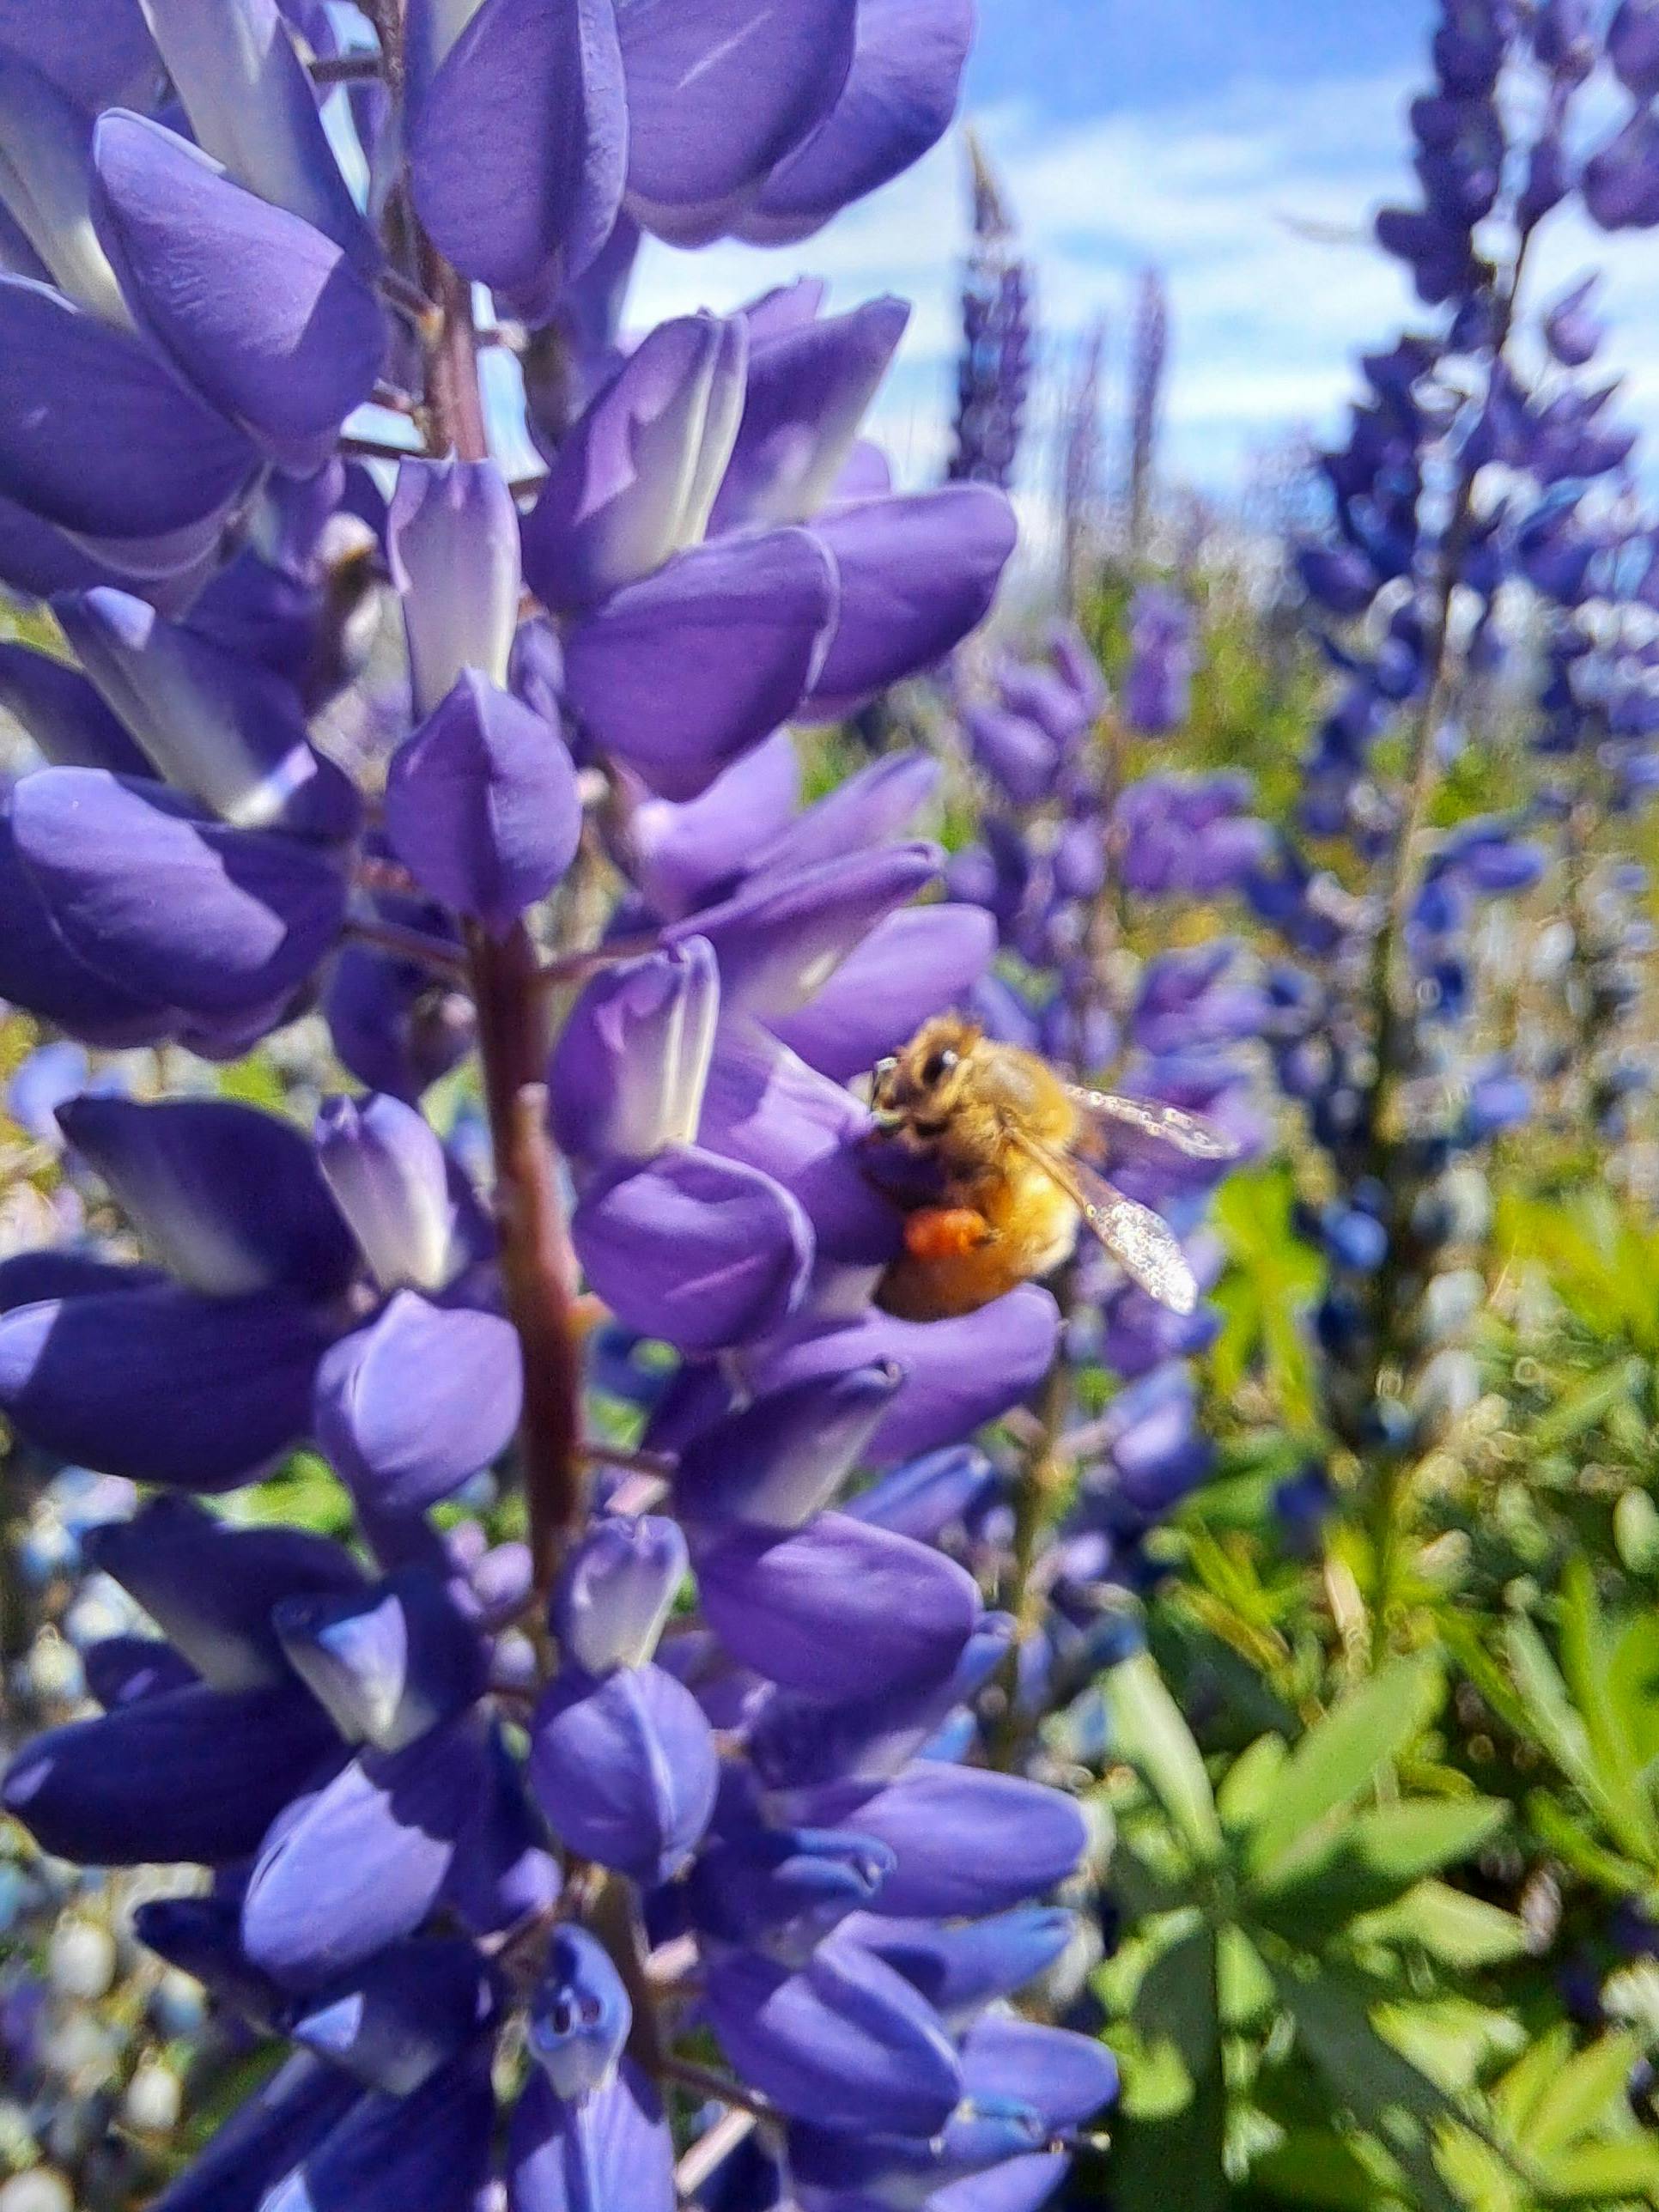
[[866, 1013, 1237, 1322]]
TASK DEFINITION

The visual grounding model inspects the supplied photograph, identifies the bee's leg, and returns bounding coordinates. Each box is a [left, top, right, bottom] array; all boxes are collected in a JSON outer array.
[[902, 1206, 994, 1261]]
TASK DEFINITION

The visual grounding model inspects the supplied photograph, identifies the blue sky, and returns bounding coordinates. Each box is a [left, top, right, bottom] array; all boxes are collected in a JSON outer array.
[[630, 0, 1659, 532]]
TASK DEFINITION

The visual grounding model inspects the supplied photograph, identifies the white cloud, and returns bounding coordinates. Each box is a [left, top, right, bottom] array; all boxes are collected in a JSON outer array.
[[627, 59, 1659, 504]]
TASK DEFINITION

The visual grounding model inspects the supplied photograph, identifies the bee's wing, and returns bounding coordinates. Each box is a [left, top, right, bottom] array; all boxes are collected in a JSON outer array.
[[1066, 1085, 1240, 1163], [1007, 1128, 1199, 1316]]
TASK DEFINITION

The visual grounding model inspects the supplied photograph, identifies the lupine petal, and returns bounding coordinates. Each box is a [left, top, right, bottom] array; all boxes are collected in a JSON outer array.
[[694, 1511, 978, 1700], [751, 1288, 1061, 1468], [508, 2061, 675, 2212], [57, 1094, 359, 1299], [242, 1716, 489, 1986], [258, 2045, 495, 2212], [617, 0, 857, 246], [1, 1680, 337, 1864], [0, 1283, 330, 1487], [846, 1443, 996, 1542], [710, 296, 908, 532], [383, 672, 582, 938], [0, 51, 133, 325], [528, 1660, 718, 1882], [0, 3, 158, 109], [141, 0, 374, 264], [960, 2016, 1118, 2129], [0, 276, 255, 536], [746, 749, 938, 879], [572, 1146, 811, 1353], [675, 1365, 902, 1528], [0, 640, 150, 777], [773, 904, 996, 1081], [0, 1250, 161, 1315], [842, 1908, 1076, 2027], [84, 1495, 364, 1692], [749, 1612, 1013, 1796], [804, 1765, 1088, 1918], [315, 1093, 459, 1295], [91, 112, 385, 471], [702, 1942, 960, 2136], [738, 0, 973, 244], [0, 805, 178, 1048], [289, 1938, 495, 2095], [313, 1291, 523, 1515], [696, 1018, 898, 1264], [83, 1635, 198, 1708], [408, 0, 626, 317], [446, 1723, 563, 1937], [629, 730, 799, 919], [389, 457, 523, 716], [275, 1566, 489, 1753], [554, 1515, 689, 1674], [667, 843, 939, 1018], [523, 312, 748, 612], [562, 528, 837, 799], [526, 1926, 632, 2100], [688, 1826, 894, 1963], [58, 584, 360, 837], [787, 2109, 1048, 2203], [148, 2055, 361, 2212], [550, 939, 720, 1168], [135, 1893, 285, 2026], [930, 2154, 1068, 2212], [11, 769, 347, 1017], [804, 488, 1017, 716]]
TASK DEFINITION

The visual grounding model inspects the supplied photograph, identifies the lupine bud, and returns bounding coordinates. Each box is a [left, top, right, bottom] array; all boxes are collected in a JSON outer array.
[[550, 939, 720, 1168], [315, 1093, 458, 1297], [389, 459, 523, 717], [553, 1515, 687, 1674]]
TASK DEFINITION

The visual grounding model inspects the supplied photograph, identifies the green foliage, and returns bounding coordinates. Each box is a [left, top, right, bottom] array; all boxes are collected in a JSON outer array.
[[1095, 1651, 1659, 2209]]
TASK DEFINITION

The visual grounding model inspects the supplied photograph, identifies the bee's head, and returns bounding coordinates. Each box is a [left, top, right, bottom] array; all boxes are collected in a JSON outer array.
[[870, 1015, 984, 1138]]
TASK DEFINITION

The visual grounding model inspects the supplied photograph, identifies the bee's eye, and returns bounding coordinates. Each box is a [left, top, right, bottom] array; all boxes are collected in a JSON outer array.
[[921, 1046, 959, 1087]]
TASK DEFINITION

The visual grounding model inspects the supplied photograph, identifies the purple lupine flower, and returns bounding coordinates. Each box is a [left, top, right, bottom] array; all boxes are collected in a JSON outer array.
[[0, 2, 1136, 2203], [1125, 267, 1168, 556], [1121, 584, 1194, 735], [949, 131, 1034, 490]]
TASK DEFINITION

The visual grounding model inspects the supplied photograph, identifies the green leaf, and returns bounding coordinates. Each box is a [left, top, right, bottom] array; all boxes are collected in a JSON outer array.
[[1245, 2130, 1389, 2210], [1218, 1925, 1274, 2030], [1530, 1358, 1648, 1451], [1532, 2138, 1659, 2203], [1614, 1488, 1659, 1577], [1272, 1964, 1471, 2212], [1218, 1733, 1289, 1836], [1526, 1793, 1650, 1899], [1247, 1656, 1443, 1881], [1556, 1561, 1659, 1863], [1352, 1882, 1529, 1967], [214, 1054, 289, 1111], [1107, 1923, 1228, 2212], [1253, 1797, 1508, 1929], [1519, 2031, 1642, 2160], [1491, 2026, 1576, 2141], [1105, 1652, 1224, 1867]]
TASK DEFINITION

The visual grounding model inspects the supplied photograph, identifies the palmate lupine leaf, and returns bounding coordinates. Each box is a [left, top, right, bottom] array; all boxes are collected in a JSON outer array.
[[1105, 1650, 1224, 1867], [1251, 1798, 1510, 1941], [1246, 1654, 1444, 1881], [1105, 1922, 1228, 2212]]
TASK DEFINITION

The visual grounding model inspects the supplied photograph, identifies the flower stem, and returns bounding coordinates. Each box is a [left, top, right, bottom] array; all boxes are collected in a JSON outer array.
[[467, 923, 586, 1597], [408, 194, 586, 1598]]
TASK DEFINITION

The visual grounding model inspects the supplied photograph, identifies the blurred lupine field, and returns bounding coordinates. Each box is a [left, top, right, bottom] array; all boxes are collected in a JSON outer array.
[[7, 2, 1659, 2210]]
